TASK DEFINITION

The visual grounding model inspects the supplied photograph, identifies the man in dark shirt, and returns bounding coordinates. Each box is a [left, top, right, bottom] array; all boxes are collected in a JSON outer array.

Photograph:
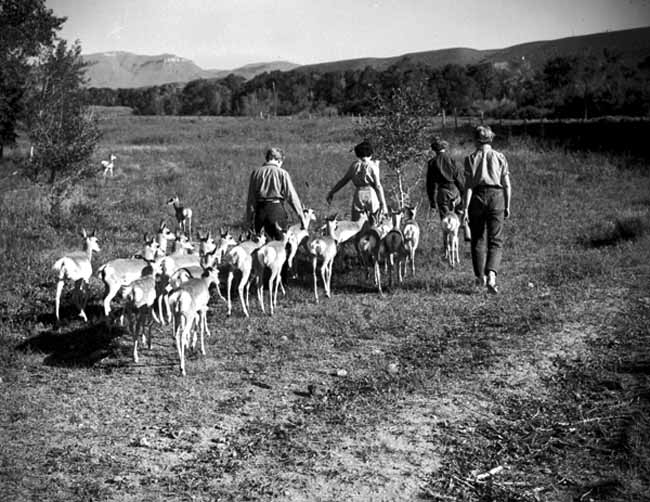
[[245, 147, 305, 240], [425, 137, 465, 218]]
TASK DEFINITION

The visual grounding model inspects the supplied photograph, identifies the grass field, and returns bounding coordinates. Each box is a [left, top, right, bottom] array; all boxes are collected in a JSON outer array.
[[1, 114, 649, 502]]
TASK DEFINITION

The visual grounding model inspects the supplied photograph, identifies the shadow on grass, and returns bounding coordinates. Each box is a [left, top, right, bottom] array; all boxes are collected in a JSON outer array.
[[17, 322, 126, 368]]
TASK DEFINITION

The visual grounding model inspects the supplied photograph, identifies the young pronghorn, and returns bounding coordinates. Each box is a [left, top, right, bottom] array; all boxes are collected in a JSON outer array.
[[401, 205, 421, 277], [121, 258, 164, 363], [167, 195, 192, 238], [97, 235, 163, 319], [219, 231, 266, 317], [382, 209, 407, 288], [166, 266, 220, 376], [252, 226, 291, 315], [101, 154, 116, 177], [200, 229, 236, 269], [356, 213, 386, 296], [286, 208, 316, 270], [307, 216, 339, 303], [441, 211, 461, 267], [53, 229, 100, 323], [156, 220, 176, 255]]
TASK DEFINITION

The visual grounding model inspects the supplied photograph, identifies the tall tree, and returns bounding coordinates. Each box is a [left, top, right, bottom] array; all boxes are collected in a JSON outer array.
[[23, 40, 100, 224], [357, 84, 434, 208], [0, 0, 64, 158]]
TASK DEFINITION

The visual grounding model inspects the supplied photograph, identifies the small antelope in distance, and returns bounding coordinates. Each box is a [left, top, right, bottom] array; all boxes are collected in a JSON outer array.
[[401, 204, 420, 277], [252, 225, 291, 315], [441, 211, 461, 267], [307, 216, 339, 303], [101, 154, 116, 177], [53, 229, 100, 323], [167, 195, 192, 238]]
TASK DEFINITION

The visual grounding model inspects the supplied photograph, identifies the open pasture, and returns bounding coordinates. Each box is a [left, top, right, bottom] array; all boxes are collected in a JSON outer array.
[[1, 114, 649, 501]]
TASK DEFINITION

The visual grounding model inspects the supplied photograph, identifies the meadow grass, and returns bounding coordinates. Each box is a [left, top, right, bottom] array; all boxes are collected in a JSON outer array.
[[0, 114, 649, 501]]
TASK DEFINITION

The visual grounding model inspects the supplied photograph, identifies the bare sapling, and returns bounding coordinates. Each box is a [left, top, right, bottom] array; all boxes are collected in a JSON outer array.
[[53, 228, 100, 323]]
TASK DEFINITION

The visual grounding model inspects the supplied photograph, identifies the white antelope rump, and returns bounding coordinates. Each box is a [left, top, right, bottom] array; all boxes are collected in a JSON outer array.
[[167, 266, 220, 376], [441, 211, 461, 267], [121, 258, 164, 363], [101, 154, 116, 177], [382, 209, 407, 288], [252, 226, 291, 315], [221, 231, 267, 317], [167, 195, 192, 238], [307, 216, 338, 303], [401, 205, 420, 277], [356, 213, 386, 296], [53, 229, 100, 323]]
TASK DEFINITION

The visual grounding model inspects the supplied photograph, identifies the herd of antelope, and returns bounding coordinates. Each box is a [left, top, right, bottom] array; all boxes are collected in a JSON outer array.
[[52, 191, 467, 375]]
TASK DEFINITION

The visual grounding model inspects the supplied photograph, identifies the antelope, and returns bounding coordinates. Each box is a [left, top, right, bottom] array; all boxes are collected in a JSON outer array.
[[97, 235, 163, 319], [307, 216, 338, 303], [101, 154, 116, 177], [332, 211, 368, 244], [156, 220, 176, 254], [121, 258, 164, 363], [167, 266, 220, 376], [401, 205, 420, 277], [200, 229, 236, 269], [252, 226, 291, 315], [167, 195, 192, 238], [356, 212, 386, 296], [53, 229, 100, 323], [221, 231, 267, 317], [441, 211, 461, 267], [381, 209, 407, 288], [286, 208, 316, 270]]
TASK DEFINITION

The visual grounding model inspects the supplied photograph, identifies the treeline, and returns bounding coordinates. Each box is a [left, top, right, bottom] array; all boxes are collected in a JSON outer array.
[[85, 51, 650, 119]]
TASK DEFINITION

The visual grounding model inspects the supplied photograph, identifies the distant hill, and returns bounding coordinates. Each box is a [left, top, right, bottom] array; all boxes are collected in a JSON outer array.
[[82, 52, 299, 88], [296, 26, 650, 74], [83, 27, 650, 89]]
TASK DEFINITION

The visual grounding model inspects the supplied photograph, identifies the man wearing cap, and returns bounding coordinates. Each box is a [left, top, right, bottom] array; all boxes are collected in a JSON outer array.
[[462, 126, 512, 294], [326, 140, 388, 221], [245, 147, 305, 239], [426, 137, 465, 218]]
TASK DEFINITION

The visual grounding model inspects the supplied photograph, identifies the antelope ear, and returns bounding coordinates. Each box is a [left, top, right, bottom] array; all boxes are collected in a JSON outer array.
[[81, 228, 88, 238], [91, 229, 97, 237], [144, 232, 150, 242]]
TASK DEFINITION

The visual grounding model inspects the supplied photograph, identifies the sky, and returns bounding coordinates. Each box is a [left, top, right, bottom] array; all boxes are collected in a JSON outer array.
[[47, 0, 650, 70]]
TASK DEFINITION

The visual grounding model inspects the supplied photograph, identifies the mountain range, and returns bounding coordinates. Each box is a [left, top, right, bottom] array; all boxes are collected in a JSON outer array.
[[82, 26, 650, 89]]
